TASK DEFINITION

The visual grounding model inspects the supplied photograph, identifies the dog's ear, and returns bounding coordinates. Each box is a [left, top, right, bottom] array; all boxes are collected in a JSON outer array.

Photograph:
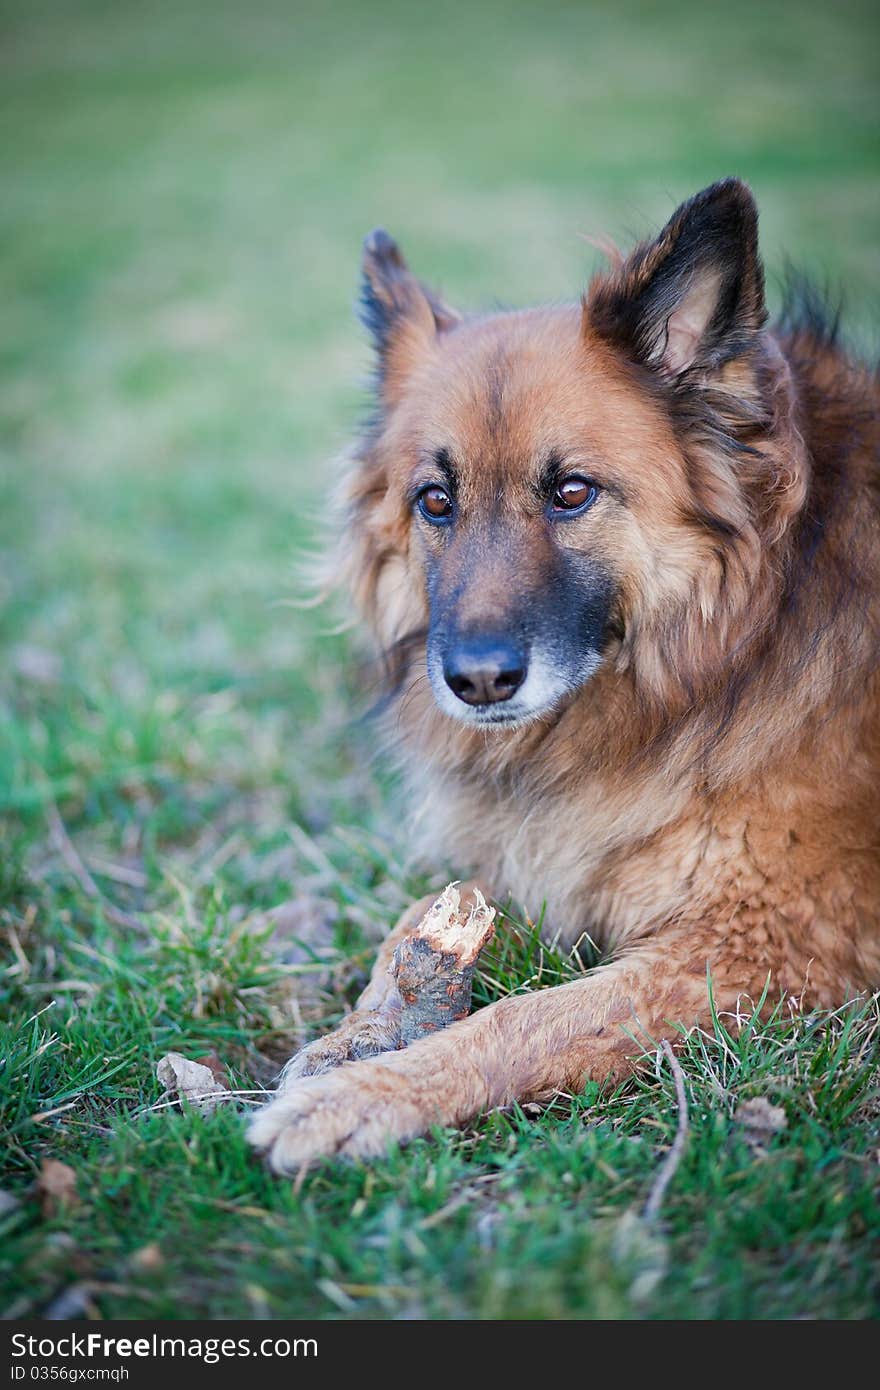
[[585, 179, 766, 378], [360, 229, 459, 401]]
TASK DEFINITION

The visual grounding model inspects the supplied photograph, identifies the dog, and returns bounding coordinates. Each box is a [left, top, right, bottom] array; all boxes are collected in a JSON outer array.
[[249, 177, 880, 1172]]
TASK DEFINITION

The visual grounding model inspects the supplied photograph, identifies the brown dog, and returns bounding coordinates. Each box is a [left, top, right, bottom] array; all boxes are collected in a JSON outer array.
[[250, 178, 880, 1172]]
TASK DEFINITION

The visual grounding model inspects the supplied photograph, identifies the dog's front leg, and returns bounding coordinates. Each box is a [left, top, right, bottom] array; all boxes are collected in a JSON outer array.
[[280, 882, 490, 1078], [250, 926, 755, 1171]]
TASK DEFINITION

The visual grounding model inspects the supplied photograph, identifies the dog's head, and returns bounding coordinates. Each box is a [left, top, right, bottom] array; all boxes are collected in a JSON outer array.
[[345, 180, 806, 729]]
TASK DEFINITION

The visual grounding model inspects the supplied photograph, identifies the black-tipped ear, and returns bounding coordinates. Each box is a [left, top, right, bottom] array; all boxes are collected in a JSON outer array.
[[586, 179, 766, 378], [359, 228, 459, 370]]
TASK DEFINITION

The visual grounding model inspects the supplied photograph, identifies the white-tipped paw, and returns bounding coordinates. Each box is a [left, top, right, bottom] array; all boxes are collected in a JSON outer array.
[[248, 1058, 431, 1172]]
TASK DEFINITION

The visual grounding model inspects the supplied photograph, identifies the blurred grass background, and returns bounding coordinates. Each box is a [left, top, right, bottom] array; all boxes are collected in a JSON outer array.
[[1, 0, 878, 1320]]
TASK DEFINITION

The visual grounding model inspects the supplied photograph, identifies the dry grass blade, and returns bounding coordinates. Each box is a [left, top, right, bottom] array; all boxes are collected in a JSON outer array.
[[46, 802, 143, 931], [643, 1040, 690, 1224]]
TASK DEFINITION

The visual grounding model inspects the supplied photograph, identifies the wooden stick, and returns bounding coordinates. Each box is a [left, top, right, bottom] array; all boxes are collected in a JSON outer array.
[[391, 885, 496, 1045]]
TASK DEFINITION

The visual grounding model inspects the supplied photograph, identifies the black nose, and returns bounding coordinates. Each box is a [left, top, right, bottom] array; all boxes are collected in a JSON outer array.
[[443, 637, 528, 706]]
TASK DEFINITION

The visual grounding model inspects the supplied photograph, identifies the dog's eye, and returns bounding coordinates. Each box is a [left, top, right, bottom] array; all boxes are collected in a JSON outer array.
[[417, 485, 454, 523], [550, 476, 598, 515]]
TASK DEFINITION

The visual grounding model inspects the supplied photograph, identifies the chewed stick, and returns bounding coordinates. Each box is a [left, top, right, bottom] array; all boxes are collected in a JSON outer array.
[[391, 884, 496, 1044]]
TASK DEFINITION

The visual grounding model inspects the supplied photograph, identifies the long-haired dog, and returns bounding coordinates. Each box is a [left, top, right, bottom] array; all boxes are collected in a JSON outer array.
[[250, 178, 880, 1171]]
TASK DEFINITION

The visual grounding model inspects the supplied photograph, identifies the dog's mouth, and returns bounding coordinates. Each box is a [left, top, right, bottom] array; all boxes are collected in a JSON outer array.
[[454, 705, 535, 728]]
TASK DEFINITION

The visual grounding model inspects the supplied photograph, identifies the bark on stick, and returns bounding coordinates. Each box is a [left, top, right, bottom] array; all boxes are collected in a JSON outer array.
[[391, 884, 496, 1044]]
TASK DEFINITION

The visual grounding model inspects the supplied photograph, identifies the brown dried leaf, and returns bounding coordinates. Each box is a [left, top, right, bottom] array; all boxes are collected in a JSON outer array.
[[37, 1159, 78, 1216], [735, 1097, 788, 1137], [129, 1242, 163, 1272], [193, 1052, 228, 1087], [156, 1052, 228, 1112], [520, 1102, 545, 1119]]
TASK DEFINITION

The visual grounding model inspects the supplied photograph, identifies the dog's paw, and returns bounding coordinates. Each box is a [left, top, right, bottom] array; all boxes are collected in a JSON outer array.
[[248, 1057, 433, 1171], [280, 1008, 402, 1081]]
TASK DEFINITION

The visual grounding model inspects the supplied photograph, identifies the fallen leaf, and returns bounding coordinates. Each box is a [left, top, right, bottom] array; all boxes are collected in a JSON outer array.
[[735, 1097, 788, 1136], [37, 1160, 78, 1217], [156, 1052, 228, 1112], [129, 1242, 163, 1272], [193, 1052, 228, 1087]]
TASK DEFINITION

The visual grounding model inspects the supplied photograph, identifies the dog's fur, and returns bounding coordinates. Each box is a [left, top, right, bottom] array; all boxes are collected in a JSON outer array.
[[250, 179, 880, 1171]]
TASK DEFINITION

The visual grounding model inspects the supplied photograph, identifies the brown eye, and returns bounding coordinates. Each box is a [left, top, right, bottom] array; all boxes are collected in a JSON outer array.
[[418, 484, 454, 523], [551, 475, 598, 514]]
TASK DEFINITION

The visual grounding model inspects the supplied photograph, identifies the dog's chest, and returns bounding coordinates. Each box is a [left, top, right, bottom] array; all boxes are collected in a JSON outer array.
[[408, 763, 708, 951]]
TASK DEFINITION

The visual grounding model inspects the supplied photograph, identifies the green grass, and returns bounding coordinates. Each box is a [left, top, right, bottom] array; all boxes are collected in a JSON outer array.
[[2, 0, 879, 1321]]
